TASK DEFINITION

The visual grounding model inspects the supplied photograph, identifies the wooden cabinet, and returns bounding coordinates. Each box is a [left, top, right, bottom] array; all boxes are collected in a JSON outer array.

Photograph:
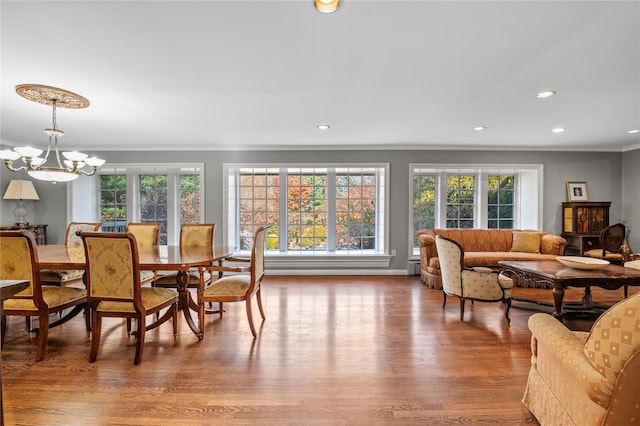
[[561, 202, 610, 256], [0, 224, 47, 245]]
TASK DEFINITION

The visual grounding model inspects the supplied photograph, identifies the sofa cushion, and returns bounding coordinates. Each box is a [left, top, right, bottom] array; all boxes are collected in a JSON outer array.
[[428, 252, 559, 273], [510, 231, 543, 253]]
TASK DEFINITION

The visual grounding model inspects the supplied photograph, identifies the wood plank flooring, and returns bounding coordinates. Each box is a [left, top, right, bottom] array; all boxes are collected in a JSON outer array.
[[2, 276, 635, 425]]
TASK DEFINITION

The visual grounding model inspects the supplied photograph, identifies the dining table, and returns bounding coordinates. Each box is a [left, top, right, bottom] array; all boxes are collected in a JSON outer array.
[[35, 244, 235, 339]]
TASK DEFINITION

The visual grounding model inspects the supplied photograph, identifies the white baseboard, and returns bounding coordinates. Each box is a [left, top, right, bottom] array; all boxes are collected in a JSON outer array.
[[266, 269, 409, 276]]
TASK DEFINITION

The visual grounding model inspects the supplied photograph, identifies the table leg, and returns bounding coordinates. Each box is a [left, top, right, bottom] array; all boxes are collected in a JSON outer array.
[[552, 282, 565, 319], [176, 270, 203, 340]]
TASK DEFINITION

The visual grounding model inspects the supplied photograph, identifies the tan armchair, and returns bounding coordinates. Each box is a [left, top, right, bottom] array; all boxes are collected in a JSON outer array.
[[197, 226, 267, 338], [79, 231, 178, 365], [1, 230, 88, 361], [435, 235, 513, 324], [523, 292, 640, 425]]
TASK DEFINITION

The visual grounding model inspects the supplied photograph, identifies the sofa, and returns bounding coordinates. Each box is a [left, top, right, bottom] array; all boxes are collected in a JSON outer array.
[[522, 292, 640, 425], [417, 229, 567, 289]]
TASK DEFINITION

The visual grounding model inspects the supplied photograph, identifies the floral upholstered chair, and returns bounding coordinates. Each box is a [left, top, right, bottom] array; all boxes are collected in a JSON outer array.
[[154, 223, 216, 309], [125, 222, 160, 285], [197, 226, 268, 338], [79, 231, 178, 365], [0, 230, 88, 361], [523, 291, 640, 425], [435, 235, 513, 324], [39, 222, 101, 286]]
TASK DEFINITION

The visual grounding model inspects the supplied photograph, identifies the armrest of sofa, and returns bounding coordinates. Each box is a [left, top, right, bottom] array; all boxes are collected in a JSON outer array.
[[540, 234, 567, 255], [528, 313, 613, 407], [417, 232, 437, 271]]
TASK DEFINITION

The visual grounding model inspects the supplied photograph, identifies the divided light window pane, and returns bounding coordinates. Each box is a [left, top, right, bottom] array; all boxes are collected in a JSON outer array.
[[139, 174, 168, 244], [99, 174, 127, 232], [229, 164, 387, 255]]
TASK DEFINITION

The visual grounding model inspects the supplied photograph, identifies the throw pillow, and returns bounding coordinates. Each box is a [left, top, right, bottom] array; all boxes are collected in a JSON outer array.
[[510, 232, 542, 253]]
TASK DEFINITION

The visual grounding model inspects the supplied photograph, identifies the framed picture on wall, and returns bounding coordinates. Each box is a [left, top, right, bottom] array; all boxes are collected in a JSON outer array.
[[567, 181, 589, 202]]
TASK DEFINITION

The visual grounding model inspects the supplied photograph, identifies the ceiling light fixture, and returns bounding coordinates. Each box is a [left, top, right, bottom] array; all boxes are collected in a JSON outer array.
[[317, 124, 330, 130], [314, 0, 340, 14], [535, 90, 556, 99], [627, 129, 640, 134], [473, 126, 487, 131], [552, 127, 566, 133], [0, 84, 105, 184]]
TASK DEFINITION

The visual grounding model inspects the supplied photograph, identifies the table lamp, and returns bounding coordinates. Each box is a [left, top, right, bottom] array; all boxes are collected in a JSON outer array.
[[3, 179, 40, 226]]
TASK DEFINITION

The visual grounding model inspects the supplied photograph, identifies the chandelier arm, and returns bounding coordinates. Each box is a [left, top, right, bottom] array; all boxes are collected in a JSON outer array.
[[76, 167, 98, 177], [3, 160, 27, 173]]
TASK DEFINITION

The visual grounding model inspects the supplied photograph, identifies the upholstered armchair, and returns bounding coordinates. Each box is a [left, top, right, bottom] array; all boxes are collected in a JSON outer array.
[[79, 231, 178, 364], [1, 230, 88, 361], [435, 235, 513, 323], [523, 291, 640, 425], [125, 222, 160, 285]]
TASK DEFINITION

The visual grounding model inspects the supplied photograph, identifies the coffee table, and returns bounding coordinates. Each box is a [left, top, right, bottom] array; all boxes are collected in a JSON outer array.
[[498, 260, 640, 319]]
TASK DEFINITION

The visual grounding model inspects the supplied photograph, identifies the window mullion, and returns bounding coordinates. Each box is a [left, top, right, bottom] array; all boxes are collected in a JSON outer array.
[[327, 169, 336, 252], [279, 169, 287, 253]]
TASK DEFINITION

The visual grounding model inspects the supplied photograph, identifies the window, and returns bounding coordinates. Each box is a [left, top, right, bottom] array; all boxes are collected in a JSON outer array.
[[488, 175, 514, 229], [96, 164, 204, 244], [410, 164, 542, 257], [226, 164, 388, 257]]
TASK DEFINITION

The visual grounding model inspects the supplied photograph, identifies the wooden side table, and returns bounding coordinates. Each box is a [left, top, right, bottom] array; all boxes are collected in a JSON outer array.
[[0, 280, 30, 426]]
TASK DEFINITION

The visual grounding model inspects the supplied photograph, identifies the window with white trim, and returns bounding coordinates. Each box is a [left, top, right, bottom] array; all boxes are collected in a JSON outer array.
[[97, 164, 203, 245], [410, 164, 542, 257], [226, 164, 388, 256]]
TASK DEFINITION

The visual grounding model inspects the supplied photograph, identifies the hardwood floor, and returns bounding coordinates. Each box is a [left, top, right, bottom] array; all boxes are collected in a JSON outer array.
[[2, 276, 635, 425]]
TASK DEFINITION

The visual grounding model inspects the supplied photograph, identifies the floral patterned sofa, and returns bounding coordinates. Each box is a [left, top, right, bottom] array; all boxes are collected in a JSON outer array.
[[417, 229, 567, 289]]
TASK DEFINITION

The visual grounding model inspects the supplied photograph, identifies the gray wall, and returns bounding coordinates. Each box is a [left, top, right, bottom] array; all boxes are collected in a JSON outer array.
[[1, 149, 632, 271], [623, 149, 640, 252]]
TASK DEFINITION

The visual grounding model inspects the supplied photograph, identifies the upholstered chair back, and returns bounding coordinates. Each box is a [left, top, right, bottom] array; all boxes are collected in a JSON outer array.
[[252, 226, 267, 285], [583, 291, 640, 384], [66, 222, 101, 248], [0, 231, 37, 297], [83, 232, 138, 301], [435, 235, 464, 297], [126, 223, 160, 249], [180, 223, 215, 250]]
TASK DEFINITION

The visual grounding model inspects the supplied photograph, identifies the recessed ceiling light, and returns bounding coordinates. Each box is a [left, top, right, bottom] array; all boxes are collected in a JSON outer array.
[[627, 129, 640, 134], [552, 127, 566, 133], [317, 124, 330, 130], [473, 126, 487, 131], [535, 90, 557, 99]]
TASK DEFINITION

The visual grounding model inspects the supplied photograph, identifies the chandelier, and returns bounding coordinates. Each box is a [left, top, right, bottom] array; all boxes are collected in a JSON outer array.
[[0, 84, 105, 183]]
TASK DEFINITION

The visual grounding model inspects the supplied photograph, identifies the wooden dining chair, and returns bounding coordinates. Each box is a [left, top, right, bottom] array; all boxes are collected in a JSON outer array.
[[0, 230, 88, 361], [125, 222, 160, 285], [79, 231, 178, 365], [197, 226, 268, 338], [40, 222, 101, 286], [154, 223, 216, 309]]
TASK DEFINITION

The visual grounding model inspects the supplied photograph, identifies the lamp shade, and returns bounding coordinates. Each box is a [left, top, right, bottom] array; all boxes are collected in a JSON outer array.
[[3, 180, 40, 200]]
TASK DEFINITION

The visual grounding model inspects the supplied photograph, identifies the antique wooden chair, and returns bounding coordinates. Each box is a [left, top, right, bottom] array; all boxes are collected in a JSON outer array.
[[154, 223, 216, 309], [435, 235, 513, 324], [197, 226, 267, 338], [585, 223, 627, 264], [0, 230, 88, 361], [39, 222, 101, 286], [125, 222, 160, 285], [79, 231, 178, 365]]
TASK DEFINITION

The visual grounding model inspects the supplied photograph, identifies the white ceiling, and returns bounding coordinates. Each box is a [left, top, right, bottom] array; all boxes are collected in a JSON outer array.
[[1, 0, 639, 153]]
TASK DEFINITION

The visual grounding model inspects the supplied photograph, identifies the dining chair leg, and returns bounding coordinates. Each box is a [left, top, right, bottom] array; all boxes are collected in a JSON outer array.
[[256, 288, 265, 320], [36, 312, 49, 362], [172, 303, 178, 339], [245, 298, 257, 338], [89, 312, 102, 363], [134, 315, 146, 365]]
